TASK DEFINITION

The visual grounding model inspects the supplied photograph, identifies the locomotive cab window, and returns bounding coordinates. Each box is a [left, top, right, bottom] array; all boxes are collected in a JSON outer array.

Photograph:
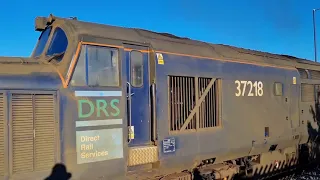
[[33, 26, 52, 57], [46, 27, 68, 62], [71, 44, 120, 87], [274, 82, 283, 96], [130, 51, 143, 87]]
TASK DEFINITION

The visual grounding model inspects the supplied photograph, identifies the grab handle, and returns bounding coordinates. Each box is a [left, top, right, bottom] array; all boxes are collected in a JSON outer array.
[[127, 82, 133, 143]]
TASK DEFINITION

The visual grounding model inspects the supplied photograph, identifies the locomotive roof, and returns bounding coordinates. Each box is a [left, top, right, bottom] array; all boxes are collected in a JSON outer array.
[[62, 17, 320, 70]]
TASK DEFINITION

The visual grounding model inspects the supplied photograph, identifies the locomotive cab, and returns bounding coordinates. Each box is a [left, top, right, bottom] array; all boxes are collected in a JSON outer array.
[[29, 14, 158, 179]]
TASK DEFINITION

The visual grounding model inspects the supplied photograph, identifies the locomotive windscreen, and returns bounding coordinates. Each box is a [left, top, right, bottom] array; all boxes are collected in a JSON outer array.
[[32, 26, 68, 63], [33, 26, 52, 57], [45, 27, 68, 62]]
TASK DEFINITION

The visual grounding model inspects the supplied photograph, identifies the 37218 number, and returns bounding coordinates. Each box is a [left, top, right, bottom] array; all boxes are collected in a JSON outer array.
[[235, 80, 263, 97]]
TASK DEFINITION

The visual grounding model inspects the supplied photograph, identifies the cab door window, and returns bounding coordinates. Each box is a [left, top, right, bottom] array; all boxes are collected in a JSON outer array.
[[130, 51, 143, 87]]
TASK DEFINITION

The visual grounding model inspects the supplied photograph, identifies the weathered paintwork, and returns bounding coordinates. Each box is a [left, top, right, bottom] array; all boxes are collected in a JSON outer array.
[[0, 14, 319, 180], [0, 73, 60, 90], [154, 53, 306, 169], [58, 89, 127, 180]]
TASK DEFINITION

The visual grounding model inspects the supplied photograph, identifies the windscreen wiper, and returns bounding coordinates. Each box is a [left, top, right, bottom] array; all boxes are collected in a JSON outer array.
[[46, 52, 65, 62]]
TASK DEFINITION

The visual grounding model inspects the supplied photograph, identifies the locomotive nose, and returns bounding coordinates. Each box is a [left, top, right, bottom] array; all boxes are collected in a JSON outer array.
[[0, 56, 33, 64]]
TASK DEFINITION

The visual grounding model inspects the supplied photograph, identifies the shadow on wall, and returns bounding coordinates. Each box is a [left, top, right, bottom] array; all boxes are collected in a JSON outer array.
[[45, 163, 72, 180]]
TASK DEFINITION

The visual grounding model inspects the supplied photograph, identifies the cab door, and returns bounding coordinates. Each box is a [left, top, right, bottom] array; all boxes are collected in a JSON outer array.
[[125, 44, 151, 147]]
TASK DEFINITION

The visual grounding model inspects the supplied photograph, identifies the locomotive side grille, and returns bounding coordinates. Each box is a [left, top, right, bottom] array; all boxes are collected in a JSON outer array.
[[169, 76, 196, 131], [168, 76, 221, 131], [11, 93, 56, 174], [309, 70, 320, 80], [301, 84, 314, 102], [34, 95, 55, 171], [0, 94, 4, 176], [198, 77, 221, 128], [297, 68, 308, 79], [12, 94, 34, 174]]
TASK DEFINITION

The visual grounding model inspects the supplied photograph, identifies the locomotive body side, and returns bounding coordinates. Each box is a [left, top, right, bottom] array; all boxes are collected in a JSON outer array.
[[154, 51, 304, 172]]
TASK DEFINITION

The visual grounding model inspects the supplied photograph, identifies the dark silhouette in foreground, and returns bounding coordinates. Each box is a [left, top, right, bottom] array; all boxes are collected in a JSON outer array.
[[45, 163, 72, 180]]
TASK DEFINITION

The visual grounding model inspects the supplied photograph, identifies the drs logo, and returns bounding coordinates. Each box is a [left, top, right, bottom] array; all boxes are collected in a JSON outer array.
[[235, 80, 264, 97], [78, 98, 120, 119]]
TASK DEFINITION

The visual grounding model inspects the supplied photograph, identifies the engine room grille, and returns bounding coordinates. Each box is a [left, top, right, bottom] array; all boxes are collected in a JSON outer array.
[[301, 84, 315, 102], [11, 93, 56, 174], [198, 77, 220, 128], [297, 68, 308, 79], [310, 70, 320, 80], [168, 76, 221, 131], [169, 76, 196, 131]]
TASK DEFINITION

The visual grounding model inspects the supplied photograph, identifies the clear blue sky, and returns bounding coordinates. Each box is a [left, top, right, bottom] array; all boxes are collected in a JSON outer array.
[[1, 0, 320, 61]]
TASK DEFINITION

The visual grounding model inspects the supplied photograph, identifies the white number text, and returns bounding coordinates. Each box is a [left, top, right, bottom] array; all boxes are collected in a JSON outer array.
[[235, 80, 263, 97]]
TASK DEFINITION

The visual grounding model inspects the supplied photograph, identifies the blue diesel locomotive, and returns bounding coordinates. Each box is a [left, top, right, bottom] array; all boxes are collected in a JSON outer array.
[[0, 14, 319, 180]]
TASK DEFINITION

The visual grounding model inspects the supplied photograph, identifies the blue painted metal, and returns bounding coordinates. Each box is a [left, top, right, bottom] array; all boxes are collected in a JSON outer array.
[[56, 46, 128, 179], [0, 74, 60, 90], [125, 51, 151, 146], [154, 53, 300, 169], [0, 43, 309, 179]]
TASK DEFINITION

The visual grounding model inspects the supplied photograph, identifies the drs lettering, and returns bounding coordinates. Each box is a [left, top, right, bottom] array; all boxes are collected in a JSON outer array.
[[235, 80, 263, 97], [78, 99, 120, 118]]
